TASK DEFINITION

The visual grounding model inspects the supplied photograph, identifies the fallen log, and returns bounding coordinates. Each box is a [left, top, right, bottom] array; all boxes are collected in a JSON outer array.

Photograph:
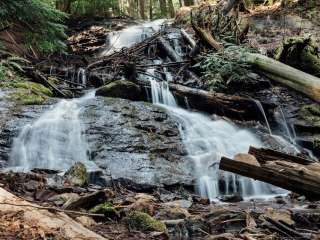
[[181, 29, 196, 48], [245, 53, 320, 102], [219, 147, 320, 199], [0, 187, 106, 239], [138, 79, 273, 121], [158, 36, 183, 62]]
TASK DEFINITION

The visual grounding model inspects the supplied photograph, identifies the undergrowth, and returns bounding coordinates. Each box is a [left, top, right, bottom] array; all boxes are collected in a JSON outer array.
[[201, 44, 255, 91], [0, 0, 67, 54]]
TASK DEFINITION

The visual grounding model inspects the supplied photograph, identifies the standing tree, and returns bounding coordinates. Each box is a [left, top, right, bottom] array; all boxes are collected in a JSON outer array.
[[139, 0, 146, 19], [159, 0, 167, 17]]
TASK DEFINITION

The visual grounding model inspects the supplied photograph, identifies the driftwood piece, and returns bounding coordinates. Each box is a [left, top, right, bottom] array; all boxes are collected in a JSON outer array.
[[23, 67, 67, 98], [158, 36, 183, 62], [0, 187, 106, 239], [181, 29, 196, 48], [63, 190, 108, 210], [191, 23, 223, 51], [220, 147, 320, 199]]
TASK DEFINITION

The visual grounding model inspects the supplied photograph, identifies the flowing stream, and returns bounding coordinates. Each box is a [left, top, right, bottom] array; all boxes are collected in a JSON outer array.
[[9, 91, 96, 171], [149, 79, 284, 200]]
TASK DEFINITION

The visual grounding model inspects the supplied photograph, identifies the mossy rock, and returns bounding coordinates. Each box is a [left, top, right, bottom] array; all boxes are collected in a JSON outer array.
[[126, 211, 167, 232], [90, 202, 118, 218], [275, 37, 320, 77], [96, 80, 142, 101], [300, 104, 320, 127], [64, 162, 88, 187], [1, 80, 53, 105]]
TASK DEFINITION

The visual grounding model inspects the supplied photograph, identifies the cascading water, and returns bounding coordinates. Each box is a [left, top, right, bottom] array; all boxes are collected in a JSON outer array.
[[102, 19, 166, 55], [149, 82, 284, 200], [9, 91, 96, 171]]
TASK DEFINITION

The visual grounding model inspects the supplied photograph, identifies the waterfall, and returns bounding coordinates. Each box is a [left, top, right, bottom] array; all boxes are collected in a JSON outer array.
[[253, 100, 272, 135], [9, 91, 96, 171], [150, 81, 285, 201]]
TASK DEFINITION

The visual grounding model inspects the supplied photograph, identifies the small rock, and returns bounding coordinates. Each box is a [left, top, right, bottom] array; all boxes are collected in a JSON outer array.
[[126, 211, 167, 232], [64, 162, 88, 187], [205, 233, 240, 240], [157, 206, 190, 219], [219, 194, 243, 203], [192, 195, 210, 205], [76, 216, 96, 228], [163, 199, 192, 209], [261, 208, 295, 226], [234, 153, 260, 167], [96, 80, 142, 101], [48, 193, 79, 206]]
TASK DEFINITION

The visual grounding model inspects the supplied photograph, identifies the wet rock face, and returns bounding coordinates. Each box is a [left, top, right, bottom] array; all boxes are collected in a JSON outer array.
[[83, 97, 192, 187], [0, 95, 192, 187]]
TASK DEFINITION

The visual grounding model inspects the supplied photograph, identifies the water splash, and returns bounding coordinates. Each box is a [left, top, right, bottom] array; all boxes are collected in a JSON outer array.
[[254, 100, 272, 135], [9, 91, 96, 171], [278, 106, 295, 144]]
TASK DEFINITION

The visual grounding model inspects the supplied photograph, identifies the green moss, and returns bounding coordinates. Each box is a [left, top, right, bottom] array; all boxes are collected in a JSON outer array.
[[126, 211, 167, 232], [96, 80, 141, 101], [64, 162, 88, 187], [2, 80, 53, 105], [300, 104, 320, 127], [90, 202, 117, 217]]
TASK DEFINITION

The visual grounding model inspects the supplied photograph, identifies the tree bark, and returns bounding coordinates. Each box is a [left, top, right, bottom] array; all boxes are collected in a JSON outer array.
[[168, 0, 175, 18], [220, 147, 320, 199], [139, 0, 146, 19], [0, 188, 106, 239], [245, 53, 320, 102], [149, 0, 153, 19], [184, 0, 194, 6], [159, 0, 167, 17]]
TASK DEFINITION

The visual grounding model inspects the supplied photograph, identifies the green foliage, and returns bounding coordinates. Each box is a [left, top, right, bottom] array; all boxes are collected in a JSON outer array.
[[126, 211, 167, 232], [0, 0, 67, 53], [0, 50, 29, 82], [70, 0, 120, 16], [201, 45, 254, 91]]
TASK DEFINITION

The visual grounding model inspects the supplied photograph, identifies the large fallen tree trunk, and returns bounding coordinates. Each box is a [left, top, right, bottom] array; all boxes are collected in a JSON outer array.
[[0, 187, 106, 239], [219, 146, 320, 199], [138, 79, 273, 120], [245, 53, 320, 103]]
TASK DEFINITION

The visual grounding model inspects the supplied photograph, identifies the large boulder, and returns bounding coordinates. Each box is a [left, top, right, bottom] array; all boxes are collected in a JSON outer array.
[[95, 80, 142, 101]]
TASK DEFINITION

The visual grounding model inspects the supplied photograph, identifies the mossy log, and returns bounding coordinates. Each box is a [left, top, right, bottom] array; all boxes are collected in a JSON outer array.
[[245, 53, 320, 102], [220, 146, 320, 199]]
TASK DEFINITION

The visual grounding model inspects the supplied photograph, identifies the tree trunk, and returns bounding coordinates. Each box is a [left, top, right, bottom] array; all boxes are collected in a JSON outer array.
[[168, 0, 175, 18], [56, 0, 73, 13], [184, 0, 194, 6], [139, 0, 146, 19], [149, 0, 153, 19], [220, 147, 320, 199], [159, 0, 167, 17], [245, 53, 320, 102]]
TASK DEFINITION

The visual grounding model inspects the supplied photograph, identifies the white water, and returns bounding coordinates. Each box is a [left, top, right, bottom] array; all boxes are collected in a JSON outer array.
[[77, 68, 87, 86], [254, 100, 272, 135], [149, 80, 284, 200], [9, 91, 96, 171], [102, 19, 166, 55]]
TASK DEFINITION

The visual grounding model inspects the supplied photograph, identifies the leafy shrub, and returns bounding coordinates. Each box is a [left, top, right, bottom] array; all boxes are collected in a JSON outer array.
[[0, 0, 67, 53]]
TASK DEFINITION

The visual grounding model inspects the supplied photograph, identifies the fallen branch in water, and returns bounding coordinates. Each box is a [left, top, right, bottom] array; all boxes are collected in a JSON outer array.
[[220, 146, 320, 199]]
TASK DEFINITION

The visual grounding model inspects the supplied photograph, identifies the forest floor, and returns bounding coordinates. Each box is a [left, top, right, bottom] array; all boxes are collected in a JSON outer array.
[[1, 2, 320, 240]]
